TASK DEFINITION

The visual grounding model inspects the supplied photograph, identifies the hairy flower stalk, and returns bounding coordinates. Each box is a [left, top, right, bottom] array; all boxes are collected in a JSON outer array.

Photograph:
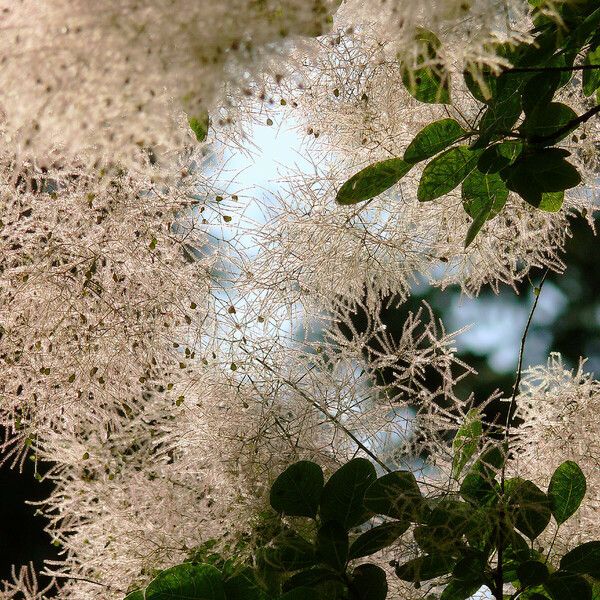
[[0, 0, 599, 598]]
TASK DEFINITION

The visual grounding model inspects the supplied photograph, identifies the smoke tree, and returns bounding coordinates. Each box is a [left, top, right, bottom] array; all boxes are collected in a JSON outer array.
[[0, 0, 598, 598]]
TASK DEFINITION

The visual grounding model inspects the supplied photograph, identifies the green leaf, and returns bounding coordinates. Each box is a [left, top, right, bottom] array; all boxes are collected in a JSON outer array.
[[400, 29, 450, 104], [319, 458, 377, 529], [471, 74, 524, 149], [335, 159, 413, 205], [462, 169, 509, 246], [348, 521, 410, 560], [520, 102, 578, 143], [452, 409, 483, 477], [351, 564, 388, 600], [270, 461, 324, 518], [547, 461, 586, 525], [394, 554, 455, 582], [316, 521, 348, 571], [224, 567, 267, 600], [544, 571, 592, 600], [583, 46, 600, 96], [477, 141, 522, 174], [124, 591, 144, 600], [521, 71, 561, 115], [518, 561, 550, 587], [440, 579, 483, 600], [415, 500, 475, 554], [363, 471, 423, 521], [283, 568, 340, 590], [279, 587, 320, 600], [188, 111, 210, 142], [404, 119, 466, 163], [417, 147, 482, 202], [506, 478, 552, 540], [262, 532, 316, 572], [145, 563, 225, 600], [560, 541, 600, 578], [504, 149, 581, 209], [464, 203, 490, 248], [463, 65, 497, 103]]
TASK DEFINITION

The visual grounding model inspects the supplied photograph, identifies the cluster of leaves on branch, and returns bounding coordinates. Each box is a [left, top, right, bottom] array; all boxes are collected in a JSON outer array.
[[336, 0, 600, 246], [120, 410, 599, 600]]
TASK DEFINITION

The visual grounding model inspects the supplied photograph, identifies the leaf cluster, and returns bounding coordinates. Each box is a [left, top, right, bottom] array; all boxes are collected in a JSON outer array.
[[122, 414, 599, 600], [336, 1, 600, 247]]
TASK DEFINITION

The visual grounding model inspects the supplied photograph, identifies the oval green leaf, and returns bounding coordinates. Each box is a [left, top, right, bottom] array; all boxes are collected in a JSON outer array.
[[352, 564, 388, 600], [145, 563, 226, 600], [404, 119, 466, 164], [363, 471, 423, 521], [560, 541, 600, 578], [583, 46, 600, 96], [518, 561, 550, 587], [520, 102, 578, 143], [418, 146, 482, 202], [394, 554, 455, 582], [506, 478, 552, 540], [316, 521, 349, 571], [504, 150, 581, 209], [548, 461, 586, 525], [270, 461, 324, 518], [335, 158, 412, 205], [348, 521, 410, 560], [319, 458, 377, 529], [544, 571, 592, 600], [452, 409, 483, 478], [400, 29, 450, 104]]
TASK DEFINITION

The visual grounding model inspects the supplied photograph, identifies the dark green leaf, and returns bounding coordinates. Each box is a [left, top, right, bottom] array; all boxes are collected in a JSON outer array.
[[440, 579, 483, 600], [270, 461, 324, 518], [504, 150, 581, 209], [335, 159, 413, 205], [316, 521, 348, 571], [471, 74, 524, 149], [224, 567, 267, 600], [363, 471, 423, 521], [463, 65, 497, 103], [404, 119, 466, 164], [282, 568, 341, 592], [520, 102, 578, 143], [560, 541, 600, 578], [451, 552, 486, 583], [400, 29, 450, 104], [462, 169, 509, 246], [460, 466, 498, 507], [452, 409, 483, 478], [417, 147, 482, 202], [518, 561, 549, 587], [351, 564, 388, 600], [145, 563, 225, 600], [394, 555, 455, 582], [583, 46, 600, 96], [544, 571, 592, 600], [279, 587, 320, 600], [320, 458, 377, 529], [262, 532, 316, 572], [521, 71, 561, 114], [124, 591, 144, 600], [415, 500, 474, 555], [548, 461, 586, 525], [477, 141, 522, 174], [188, 111, 210, 142], [506, 478, 552, 540], [348, 521, 410, 560]]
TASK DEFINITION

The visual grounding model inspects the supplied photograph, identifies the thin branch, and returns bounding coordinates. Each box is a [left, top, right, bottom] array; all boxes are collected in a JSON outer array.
[[506, 63, 600, 73], [494, 268, 549, 600]]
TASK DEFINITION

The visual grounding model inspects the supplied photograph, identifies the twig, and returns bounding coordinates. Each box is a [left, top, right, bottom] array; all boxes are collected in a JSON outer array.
[[506, 64, 600, 73], [494, 268, 549, 600]]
